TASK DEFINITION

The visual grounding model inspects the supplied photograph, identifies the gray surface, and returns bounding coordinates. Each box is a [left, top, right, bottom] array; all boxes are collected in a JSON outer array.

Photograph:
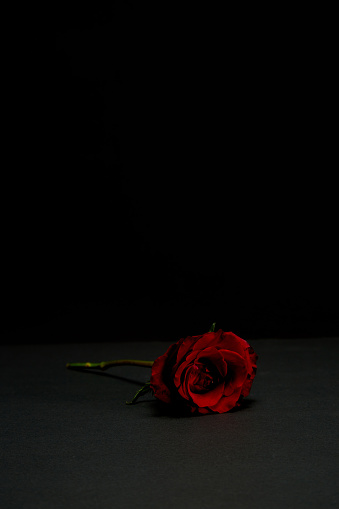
[[1, 338, 338, 509]]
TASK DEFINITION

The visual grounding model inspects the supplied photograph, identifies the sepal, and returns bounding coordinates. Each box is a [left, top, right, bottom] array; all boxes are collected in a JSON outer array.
[[126, 381, 153, 405]]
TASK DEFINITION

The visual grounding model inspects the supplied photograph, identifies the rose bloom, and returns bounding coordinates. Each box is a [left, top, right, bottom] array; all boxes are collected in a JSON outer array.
[[150, 329, 258, 414]]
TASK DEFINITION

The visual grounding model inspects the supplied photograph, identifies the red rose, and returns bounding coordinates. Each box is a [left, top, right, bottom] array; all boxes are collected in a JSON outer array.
[[150, 329, 258, 414]]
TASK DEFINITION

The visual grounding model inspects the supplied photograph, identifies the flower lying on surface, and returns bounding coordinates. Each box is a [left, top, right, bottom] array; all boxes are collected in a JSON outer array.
[[150, 325, 258, 414], [66, 324, 258, 415]]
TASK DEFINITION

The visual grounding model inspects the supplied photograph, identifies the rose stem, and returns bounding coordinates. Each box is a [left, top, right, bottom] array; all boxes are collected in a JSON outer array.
[[66, 359, 154, 370]]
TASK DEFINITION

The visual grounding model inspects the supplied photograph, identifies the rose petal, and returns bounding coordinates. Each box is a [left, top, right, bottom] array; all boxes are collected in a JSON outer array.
[[150, 342, 180, 403], [195, 406, 212, 415], [218, 349, 248, 387], [175, 335, 203, 366], [223, 380, 235, 397], [194, 347, 228, 378], [240, 363, 258, 398], [208, 387, 242, 413], [174, 361, 192, 400], [214, 330, 252, 357], [192, 330, 222, 352], [185, 350, 200, 365], [188, 380, 225, 408]]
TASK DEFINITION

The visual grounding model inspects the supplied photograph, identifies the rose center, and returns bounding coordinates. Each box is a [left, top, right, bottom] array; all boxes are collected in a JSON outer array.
[[190, 363, 217, 392]]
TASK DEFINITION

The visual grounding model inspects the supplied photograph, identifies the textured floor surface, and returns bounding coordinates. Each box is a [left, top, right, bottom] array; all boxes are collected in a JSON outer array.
[[1, 338, 338, 509]]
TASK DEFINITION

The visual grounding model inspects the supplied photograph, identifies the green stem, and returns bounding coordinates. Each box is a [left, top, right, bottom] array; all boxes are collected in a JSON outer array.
[[66, 359, 154, 370]]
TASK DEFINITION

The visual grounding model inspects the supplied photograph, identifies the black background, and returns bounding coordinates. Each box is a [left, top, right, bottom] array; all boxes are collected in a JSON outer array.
[[1, 4, 337, 344]]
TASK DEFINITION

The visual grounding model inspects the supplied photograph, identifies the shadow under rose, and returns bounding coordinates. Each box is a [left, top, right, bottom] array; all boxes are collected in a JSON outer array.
[[228, 397, 256, 413], [142, 396, 257, 418]]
